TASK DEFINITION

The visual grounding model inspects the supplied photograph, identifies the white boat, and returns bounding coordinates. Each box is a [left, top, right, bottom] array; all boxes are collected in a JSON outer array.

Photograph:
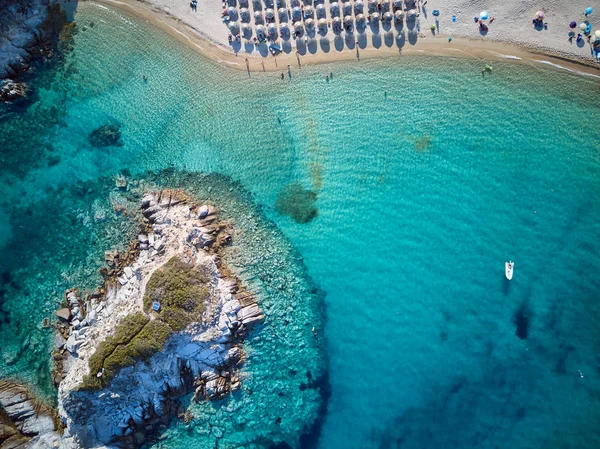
[[505, 261, 514, 280]]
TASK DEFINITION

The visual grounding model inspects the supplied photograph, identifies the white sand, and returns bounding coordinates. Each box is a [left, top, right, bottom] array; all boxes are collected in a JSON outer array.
[[133, 0, 599, 61], [95, 0, 600, 73]]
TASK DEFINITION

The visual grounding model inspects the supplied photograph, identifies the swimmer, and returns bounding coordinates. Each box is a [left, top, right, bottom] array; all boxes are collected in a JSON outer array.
[[312, 327, 317, 338], [142, 74, 148, 82]]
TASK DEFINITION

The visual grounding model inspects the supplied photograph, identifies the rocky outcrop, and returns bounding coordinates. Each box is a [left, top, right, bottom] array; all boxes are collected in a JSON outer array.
[[55, 190, 263, 448], [0, 0, 69, 84], [0, 381, 57, 448], [0, 80, 29, 102]]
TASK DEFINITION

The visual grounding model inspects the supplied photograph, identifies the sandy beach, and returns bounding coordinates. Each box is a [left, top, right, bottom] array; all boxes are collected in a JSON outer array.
[[91, 0, 600, 76]]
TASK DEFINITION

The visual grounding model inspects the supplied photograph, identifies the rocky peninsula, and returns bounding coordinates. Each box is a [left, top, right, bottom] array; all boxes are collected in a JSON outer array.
[[48, 189, 262, 447], [1, 172, 328, 448]]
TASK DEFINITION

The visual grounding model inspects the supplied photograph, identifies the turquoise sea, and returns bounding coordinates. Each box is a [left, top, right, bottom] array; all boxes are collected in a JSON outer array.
[[2, 2, 600, 448]]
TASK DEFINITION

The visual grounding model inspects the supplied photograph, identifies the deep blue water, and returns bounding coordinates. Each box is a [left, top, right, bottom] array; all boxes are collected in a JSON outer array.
[[1, 2, 600, 448]]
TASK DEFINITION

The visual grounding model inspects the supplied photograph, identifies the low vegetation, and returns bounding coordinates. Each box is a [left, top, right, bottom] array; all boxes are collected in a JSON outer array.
[[143, 256, 210, 331], [80, 257, 210, 390]]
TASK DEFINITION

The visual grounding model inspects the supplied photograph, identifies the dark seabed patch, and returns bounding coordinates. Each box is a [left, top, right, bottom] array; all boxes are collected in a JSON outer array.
[[275, 182, 318, 224], [414, 133, 432, 152], [88, 123, 123, 148], [513, 301, 531, 340]]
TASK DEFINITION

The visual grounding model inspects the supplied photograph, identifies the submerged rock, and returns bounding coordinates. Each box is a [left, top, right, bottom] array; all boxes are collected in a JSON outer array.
[[275, 182, 318, 224], [88, 124, 123, 148], [0, 80, 29, 102], [0, 381, 57, 446]]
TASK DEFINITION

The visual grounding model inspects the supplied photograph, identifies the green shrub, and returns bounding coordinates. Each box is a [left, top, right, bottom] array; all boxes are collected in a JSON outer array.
[[80, 257, 210, 390], [80, 314, 173, 390], [143, 256, 209, 331]]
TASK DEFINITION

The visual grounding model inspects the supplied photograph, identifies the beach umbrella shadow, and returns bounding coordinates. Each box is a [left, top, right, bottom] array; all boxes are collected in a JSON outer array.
[[372, 33, 382, 48], [408, 30, 418, 45], [308, 39, 318, 53], [357, 34, 367, 48], [244, 41, 255, 53], [334, 35, 345, 51], [296, 40, 307, 54], [319, 37, 331, 52], [345, 33, 356, 49], [282, 40, 293, 53], [257, 42, 269, 56], [396, 31, 406, 49], [384, 30, 394, 47]]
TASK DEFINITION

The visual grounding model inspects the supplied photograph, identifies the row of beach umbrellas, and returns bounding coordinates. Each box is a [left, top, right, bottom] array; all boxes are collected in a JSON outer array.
[[229, 1, 409, 24], [229, 9, 404, 37]]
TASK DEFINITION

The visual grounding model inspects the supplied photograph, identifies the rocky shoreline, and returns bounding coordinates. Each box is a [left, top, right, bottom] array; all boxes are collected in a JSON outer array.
[[55, 189, 264, 447], [2, 189, 265, 448], [0, 0, 71, 102]]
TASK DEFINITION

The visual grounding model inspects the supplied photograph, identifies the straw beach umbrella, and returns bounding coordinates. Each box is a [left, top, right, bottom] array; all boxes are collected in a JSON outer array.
[[343, 2, 352, 16], [304, 5, 315, 18], [316, 4, 326, 18], [356, 13, 365, 28], [330, 2, 340, 16], [368, 0, 377, 13], [371, 12, 380, 22], [265, 8, 275, 19], [242, 23, 253, 38], [381, 0, 390, 12], [344, 15, 354, 27], [332, 16, 342, 32], [254, 11, 264, 23], [407, 9, 417, 18], [240, 8, 251, 22], [292, 6, 302, 20], [393, 0, 402, 9], [278, 8, 287, 21], [294, 21, 305, 35], [227, 6, 238, 19], [268, 23, 278, 37], [383, 11, 393, 22], [256, 24, 265, 37], [280, 22, 290, 36], [318, 18, 327, 31], [305, 18, 315, 30], [354, 0, 364, 14], [394, 10, 403, 21], [228, 21, 240, 34]]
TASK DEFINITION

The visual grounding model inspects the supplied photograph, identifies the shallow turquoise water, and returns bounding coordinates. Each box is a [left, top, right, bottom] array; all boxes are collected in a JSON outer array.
[[2, 2, 600, 448]]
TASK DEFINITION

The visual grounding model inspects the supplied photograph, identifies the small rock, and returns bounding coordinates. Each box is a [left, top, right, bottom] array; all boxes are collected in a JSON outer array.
[[55, 308, 71, 321]]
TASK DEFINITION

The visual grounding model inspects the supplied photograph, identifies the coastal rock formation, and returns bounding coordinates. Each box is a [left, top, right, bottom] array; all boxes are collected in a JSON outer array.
[[56, 189, 263, 448], [0, 80, 29, 102], [0, 0, 68, 81], [88, 124, 123, 148], [0, 381, 58, 448]]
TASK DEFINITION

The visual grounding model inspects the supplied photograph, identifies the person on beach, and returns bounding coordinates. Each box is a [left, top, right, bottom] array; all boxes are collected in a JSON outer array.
[[489, 17, 495, 24]]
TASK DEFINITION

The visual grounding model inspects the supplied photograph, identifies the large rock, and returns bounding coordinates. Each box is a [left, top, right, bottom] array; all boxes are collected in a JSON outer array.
[[55, 308, 71, 321], [0, 381, 56, 443], [0, 80, 28, 102]]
